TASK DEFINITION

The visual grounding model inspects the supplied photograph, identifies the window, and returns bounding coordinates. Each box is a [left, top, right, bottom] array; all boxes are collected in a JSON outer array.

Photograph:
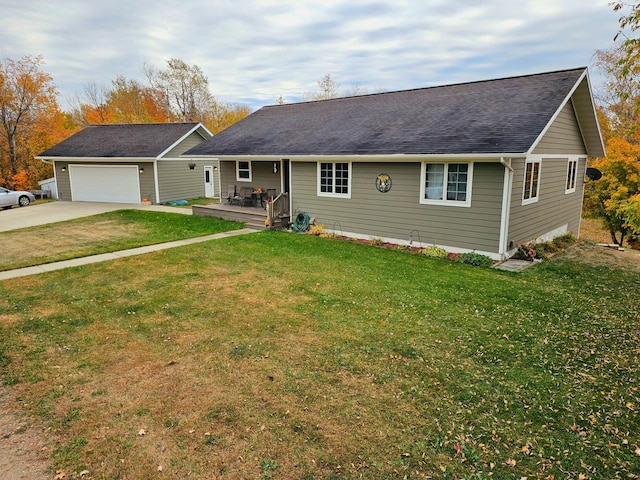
[[236, 161, 252, 182], [318, 162, 351, 198], [565, 159, 578, 193], [522, 160, 541, 204], [420, 162, 472, 206]]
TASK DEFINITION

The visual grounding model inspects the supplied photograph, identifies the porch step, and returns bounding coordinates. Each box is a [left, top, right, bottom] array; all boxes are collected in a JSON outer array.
[[192, 204, 267, 230]]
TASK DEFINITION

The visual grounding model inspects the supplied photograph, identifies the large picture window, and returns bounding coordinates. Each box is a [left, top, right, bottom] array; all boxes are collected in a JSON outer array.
[[522, 160, 541, 204], [565, 159, 578, 193], [318, 162, 351, 198], [236, 161, 252, 182], [420, 162, 472, 206]]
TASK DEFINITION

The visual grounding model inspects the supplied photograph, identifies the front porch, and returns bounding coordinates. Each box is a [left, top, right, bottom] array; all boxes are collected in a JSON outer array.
[[192, 194, 290, 230]]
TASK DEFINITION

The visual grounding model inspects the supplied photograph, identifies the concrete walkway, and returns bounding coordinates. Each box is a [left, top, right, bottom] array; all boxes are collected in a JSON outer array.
[[0, 228, 257, 281]]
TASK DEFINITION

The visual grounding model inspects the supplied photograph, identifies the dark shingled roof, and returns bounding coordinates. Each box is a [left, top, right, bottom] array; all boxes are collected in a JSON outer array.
[[186, 68, 586, 157], [39, 123, 202, 158]]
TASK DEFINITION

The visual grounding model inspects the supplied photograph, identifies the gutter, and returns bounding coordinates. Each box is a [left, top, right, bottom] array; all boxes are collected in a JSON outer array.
[[186, 153, 528, 162]]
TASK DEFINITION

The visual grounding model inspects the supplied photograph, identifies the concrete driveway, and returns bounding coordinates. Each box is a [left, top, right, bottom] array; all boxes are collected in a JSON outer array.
[[0, 201, 191, 232]]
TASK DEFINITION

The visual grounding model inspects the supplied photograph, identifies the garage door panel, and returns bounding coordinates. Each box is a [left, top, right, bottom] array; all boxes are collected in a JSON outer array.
[[70, 165, 140, 204]]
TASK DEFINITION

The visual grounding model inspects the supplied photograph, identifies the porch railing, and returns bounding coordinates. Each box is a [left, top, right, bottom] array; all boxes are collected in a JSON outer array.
[[266, 192, 289, 228]]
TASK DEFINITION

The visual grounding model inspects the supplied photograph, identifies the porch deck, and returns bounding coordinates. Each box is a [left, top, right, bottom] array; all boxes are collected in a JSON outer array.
[[192, 203, 269, 230]]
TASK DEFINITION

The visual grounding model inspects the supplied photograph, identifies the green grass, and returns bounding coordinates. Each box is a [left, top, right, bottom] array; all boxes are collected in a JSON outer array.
[[0, 231, 638, 479], [0, 209, 242, 271]]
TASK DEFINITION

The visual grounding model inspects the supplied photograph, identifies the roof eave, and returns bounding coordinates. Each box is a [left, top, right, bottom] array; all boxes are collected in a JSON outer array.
[[186, 153, 528, 162], [36, 156, 157, 162]]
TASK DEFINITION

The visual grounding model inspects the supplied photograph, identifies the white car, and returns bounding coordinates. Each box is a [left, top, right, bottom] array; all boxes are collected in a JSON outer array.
[[0, 187, 36, 209]]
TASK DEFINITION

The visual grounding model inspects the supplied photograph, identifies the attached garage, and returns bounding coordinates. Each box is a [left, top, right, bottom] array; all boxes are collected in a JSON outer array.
[[36, 123, 216, 205], [69, 164, 141, 203]]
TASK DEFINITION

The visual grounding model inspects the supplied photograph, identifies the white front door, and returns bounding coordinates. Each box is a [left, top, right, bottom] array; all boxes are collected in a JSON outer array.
[[204, 166, 214, 198]]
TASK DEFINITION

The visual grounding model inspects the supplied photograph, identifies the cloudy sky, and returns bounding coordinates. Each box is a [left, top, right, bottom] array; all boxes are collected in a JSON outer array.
[[1, 0, 622, 111]]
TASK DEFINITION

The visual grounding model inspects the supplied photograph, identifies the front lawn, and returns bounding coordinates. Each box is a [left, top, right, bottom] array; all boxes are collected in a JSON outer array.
[[0, 210, 242, 271], [0, 232, 638, 479]]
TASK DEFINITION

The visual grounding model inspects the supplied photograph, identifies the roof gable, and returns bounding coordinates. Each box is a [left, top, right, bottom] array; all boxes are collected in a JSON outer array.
[[186, 68, 599, 157], [38, 123, 210, 159]]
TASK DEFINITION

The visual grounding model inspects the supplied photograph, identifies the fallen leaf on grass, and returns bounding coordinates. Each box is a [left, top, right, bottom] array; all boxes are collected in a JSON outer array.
[[54, 472, 66, 480], [505, 459, 517, 466], [635, 446, 640, 456], [138, 428, 146, 436]]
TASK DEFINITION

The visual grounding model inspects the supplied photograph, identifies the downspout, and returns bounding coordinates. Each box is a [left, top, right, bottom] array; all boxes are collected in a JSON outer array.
[[153, 159, 160, 204], [499, 157, 514, 259]]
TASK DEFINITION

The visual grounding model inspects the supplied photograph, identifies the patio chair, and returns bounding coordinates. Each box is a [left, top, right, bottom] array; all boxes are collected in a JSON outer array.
[[238, 187, 254, 207], [227, 185, 238, 205]]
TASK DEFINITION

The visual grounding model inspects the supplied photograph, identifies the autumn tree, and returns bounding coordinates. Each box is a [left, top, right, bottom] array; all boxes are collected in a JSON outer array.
[[301, 74, 378, 102], [204, 101, 251, 134], [583, 4, 640, 246], [69, 80, 111, 126], [612, 2, 640, 131], [593, 45, 640, 142], [0, 55, 68, 188], [71, 58, 250, 133], [107, 76, 167, 124], [584, 137, 640, 245], [144, 58, 213, 122]]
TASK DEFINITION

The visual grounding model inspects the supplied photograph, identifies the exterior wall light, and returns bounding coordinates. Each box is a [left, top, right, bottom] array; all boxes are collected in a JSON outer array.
[[188, 163, 196, 170], [139, 168, 144, 174], [61, 167, 67, 173]]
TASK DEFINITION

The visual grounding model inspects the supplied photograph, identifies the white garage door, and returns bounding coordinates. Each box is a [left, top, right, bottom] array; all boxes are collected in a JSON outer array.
[[69, 165, 141, 204]]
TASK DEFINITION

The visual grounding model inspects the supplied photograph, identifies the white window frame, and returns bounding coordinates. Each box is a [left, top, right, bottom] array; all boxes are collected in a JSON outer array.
[[317, 162, 352, 198], [419, 162, 473, 207], [236, 160, 252, 182], [522, 158, 542, 205], [565, 158, 578, 194]]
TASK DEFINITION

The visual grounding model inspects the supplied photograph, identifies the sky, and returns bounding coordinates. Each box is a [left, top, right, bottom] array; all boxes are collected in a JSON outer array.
[[0, 0, 623, 112]]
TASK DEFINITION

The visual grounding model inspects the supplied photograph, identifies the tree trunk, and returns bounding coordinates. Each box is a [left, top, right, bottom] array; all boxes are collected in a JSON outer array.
[[609, 229, 620, 245]]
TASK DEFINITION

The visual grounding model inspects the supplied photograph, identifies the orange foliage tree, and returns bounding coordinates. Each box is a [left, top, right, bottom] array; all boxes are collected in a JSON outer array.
[[71, 59, 251, 132], [585, 137, 640, 245], [0, 55, 74, 189]]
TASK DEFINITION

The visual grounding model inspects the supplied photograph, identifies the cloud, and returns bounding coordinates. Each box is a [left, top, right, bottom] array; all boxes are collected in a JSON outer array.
[[0, 0, 620, 110]]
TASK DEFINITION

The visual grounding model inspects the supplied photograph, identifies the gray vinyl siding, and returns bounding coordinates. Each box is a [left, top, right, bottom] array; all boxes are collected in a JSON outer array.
[[54, 161, 156, 202], [138, 162, 156, 201], [291, 161, 504, 254], [157, 159, 219, 203], [219, 161, 282, 196], [532, 102, 587, 155], [55, 162, 71, 200], [163, 131, 206, 158], [508, 157, 586, 245]]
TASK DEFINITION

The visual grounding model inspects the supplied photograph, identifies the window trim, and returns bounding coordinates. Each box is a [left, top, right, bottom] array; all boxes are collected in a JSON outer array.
[[565, 158, 578, 194], [317, 161, 352, 198], [419, 162, 473, 207], [236, 160, 252, 182], [522, 158, 541, 205]]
